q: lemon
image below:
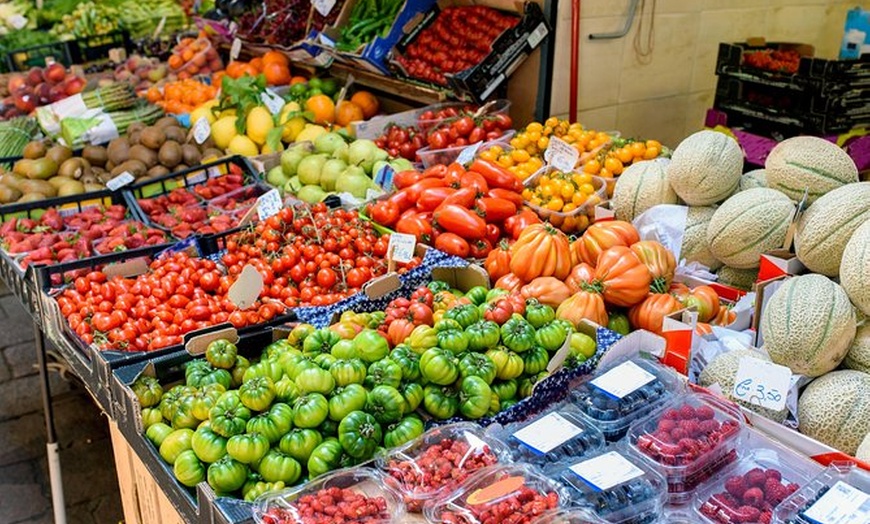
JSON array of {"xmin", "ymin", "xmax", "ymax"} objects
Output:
[
  {"xmin": 190, "ymin": 100, "xmax": 218, "ymax": 124},
  {"xmin": 218, "ymin": 108, "xmax": 237, "ymax": 119},
  {"xmin": 279, "ymin": 101, "xmax": 302, "ymax": 122},
  {"xmin": 281, "ymin": 116, "xmax": 306, "ymax": 143},
  {"xmin": 228, "ymin": 135, "xmax": 259, "ymax": 157},
  {"xmin": 245, "ymin": 106, "xmax": 274, "ymax": 146},
  {"xmin": 296, "ymin": 124, "xmax": 327, "ymax": 144},
  {"xmin": 260, "ymin": 140, "xmax": 284, "ymax": 154},
  {"xmin": 211, "ymin": 116, "xmax": 238, "ymax": 150}
]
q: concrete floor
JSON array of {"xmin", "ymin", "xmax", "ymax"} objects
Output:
[{"xmin": 0, "ymin": 287, "xmax": 123, "ymax": 524}]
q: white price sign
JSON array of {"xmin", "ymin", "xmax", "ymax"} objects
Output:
[
  {"xmin": 512, "ymin": 413, "xmax": 583, "ymax": 455},
  {"xmin": 570, "ymin": 451, "xmax": 645, "ymax": 491},
  {"xmin": 193, "ymin": 117, "xmax": 210, "ymax": 145},
  {"xmin": 544, "ymin": 136, "xmax": 579, "ymax": 172},
  {"xmin": 456, "ymin": 142, "xmax": 482, "ymax": 166},
  {"xmin": 732, "ymin": 356, "xmax": 791, "ymax": 412},
  {"xmin": 311, "ymin": 0, "xmax": 337, "ymax": 16},
  {"xmin": 804, "ymin": 481, "xmax": 870, "ymax": 524},
  {"xmin": 261, "ymin": 89, "xmax": 285, "ymax": 116},
  {"xmin": 230, "ymin": 38, "xmax": 242, "ymax": 61},
  {"xmin": 590, "ymin": 360, "xmax": 656, "ymax": 400},
  {"xmin": 256, "ymin": 189, "xmax": 283, "ymax": 221},
  {"xmin": 106, "ymin": 171, "xmax": 135, "ymax": 191},
  {"xmin": 387, "ymin": 233, "xmax": 416, "ymax": 263}
]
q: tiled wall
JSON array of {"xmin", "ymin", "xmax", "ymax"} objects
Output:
[{"xmin": 549, "ymin": 0, "xmax": 862, "ymax": 147}]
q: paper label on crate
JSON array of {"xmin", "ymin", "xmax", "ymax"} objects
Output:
[
  {"xmin": 106, "ymin": 171, "xmax": 135, "ymax": 191},
  {"xmin": 732, "ymin": 357, "xmax": 791, "ymax": 412},
  {"xmin": 527, "ymin": 22, "xmax": 548, "ymax": 48},
  {"xmin": 311, "ymin": 0, "xmax": 337, "ymax": 17},
  {"xmin": 51, "ymin": 93, "xmax": 88, "ymax": 119},
  {"xmin": 261, "ymin": 89, "xmax": 285, "ymax": 116},
  {"xmin": 387, "ymin": 233, "xmax": 415, "ymax": 263},
  {"xmin": 512, "ymin": 413, "xmax": 583, "ymax": 455},
  {"xmin": 228, "ymin": 264, "xmax": 264, "ymax": 310},
  {"xmin": 9, "ymin": 15, "xmax": 28, "ymax": 30},
  {"xmin": 803, "ymin": 480, "xmax": 870, "ymax": 524},
  {"xmin": 590, "ymin": 360, "xmax": 655, "ymax": 399},
  {"xmin": 256, "ymin": 189, "xmax": 283, "ymax": 221},
  {"xmin": 230, "ymin": 38, "xmax": 242, "ymax": 61},
  {"xmin": 570, "ymin": 451, "xmax": 645, "ymax": 492},
  {"xmin": 544, "ymin": 136, "xmax": 579, "ymax": 173},
  {"xmin": 456, "ymin": 142, "xmax": 482, "ymax": 166},
  {"xmin": 193, "ymin": 117, "xmax": 210, "ymax": 144}
]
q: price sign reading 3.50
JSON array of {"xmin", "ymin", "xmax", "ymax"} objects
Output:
[{"xmin": 731, "ymin": 357, "xmax": 791, "ymax": 412}]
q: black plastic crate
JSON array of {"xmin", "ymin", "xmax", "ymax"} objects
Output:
[
  {"xmin": 715, "ymin": 76, "xmax": 870, "ymax": 117},
  {"xmin": 5, "ymin": 40, "xmax": 75, "ymax": 71},
  {"xmin": 70, "ymin": 31, "xmax": 132, "ymax": 64}
]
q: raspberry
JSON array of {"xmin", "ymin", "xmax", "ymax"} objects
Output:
[
  {"xmin": 764, "ymin": 481, "xmax": 789, "ymax": 506},
  {"xmin": 663, "ymin": 408, "xmax": 681, "ymax": 420},
  {"xmin": 678, "ymin": 438, "xmax": 699, "ymax": 455},
  {"xmin": 652, "ymin": 430, "xmax": 673, "ymax": 443},
  {"xmin": 657, "ymin": 419, "xmax": 676, "ymax": 433},
  {"xmin": 678, "ymin": 419, "xmax": 701, "ymax": 436},
  {"xmin": 786, "ymin": 483, "xmax": 800, "ymax": 494},
  {"xmin": 765, "ymin": 469, "xmax": 782, "ymax": 482},
  {"xmin": 696, "ymin": 405, "xmax": 715, "ymax": 420},
  {"xmin": 698, "ymin": 419, "xmax": 721, "ymax": 434},
  {"xmin": 743, "ymin": 487, "xmax": 764, "ymax": 508},
  {"xmin": 760, "ymin": 510, "xmax": 772, "ymax": 524},
  {"xmin": 725, "ymin": 475, "xmax": 747, "ymax": 498},
  {"xmin": 738, "ymin": 505, "xmax": 762, "ymax": 522},
  {"xmin": 670, "ymin": 428, "xmax": 688, "ymax": 441},
  {"xmin": 744, "ymin": 468, "xmax": 767, "ymax": 487},
  {"xmin": 679, "ymin": 405, "xmax": 696, "ymax": 420}
]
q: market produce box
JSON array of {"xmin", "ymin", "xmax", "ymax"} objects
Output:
[
  {"xmin": 715, "ymin": 76, "xmax": 870, "ymax": 119},
  {"xmin": 5, "ymin": 40, "xmax": 76, "ymax": 71}
]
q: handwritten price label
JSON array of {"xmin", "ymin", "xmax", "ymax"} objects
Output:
[
  {"xmin": 732, "ymin": 356, "xmax": 791, "ymax": 411},
  {"xmin": 256, "ymin": 189, "xmax": 283, "ymax": 221},
  {"xmin": 261, "ymin": 89, "xmax": 285, "ymax": 116},
  {"xmin": 544, "ymin": 136, "xmax": 579, "ymax": 173},
  {"xmin": 193, "ymin": 117, "xmax": 210, "ymax": 144},
  {"xmin": 387, "ymin": 233, "xmax": 416, "ymax": 263}
]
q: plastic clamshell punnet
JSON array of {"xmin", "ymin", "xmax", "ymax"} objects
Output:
[
  {"xmin": 531, "ymin": 507, "xmax": 610, "ymax": 524},
  {"xmin": 568, "ymin": 356, "xmax": 684, "ymax": 442},
  {"xmin": 252, "ymin": 468, "xmax": 404, "ymax": 524},
  {"xmin": 772, "ymin": 461, "xmax": 870, "ymax": 524}
]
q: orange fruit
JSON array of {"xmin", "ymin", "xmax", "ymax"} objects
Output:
[
  {"xmin": 289, "ymin": 76, "xmax": 307, "ymax": 85},
  {"xmin": 335, "ymin": 101, "xmax": 364, "ymax": 126},
  {"xmin": 249, "ymin": 57, "xmax": 263, "ymax": 72},
  {"xmin": 168, "ymin": 55, "xmax": 183, "ymax": 69},
  {"xmin": 305, "ymin": 94, "xmax": 336, "ymax": 124},
  {"xmin": 225, "ymin": 61, "xmax": 243, "ymax": 79},
  {"xmin": 262, "ymin": 51, "xmax": 289, "ymax": 68},
  {"xmin": 182, "ymin": 49, "xmax": 195, "ymax": 62},
  {"xmin": 350, "ymin": 91, "xmax": 379, "ymax": 118},
  {"xmin": 240, "ymin": 64, "xmax": 259, "ymax": 78},
  {"xmin": 145, "ymin": 87, "xmax": 162, "ymax": 103},
  {"xmin": 263, "ymin": 63, "xmax": 291, "ymax": 86}
]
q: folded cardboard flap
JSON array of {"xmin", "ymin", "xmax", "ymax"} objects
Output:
[
  {"xmin": 596, "ymin": 328, "xmax": 666, "ymax": 371},
  {"xmin": 594, "ymin": 201, "xmax": 615, "ymax": 222},
  {"xmin": 752, "ymin": 275, "xmax": 789, "ymax": 347},
  {"xmin": 103, "ymin": 257, "xmax": 150, "ymax": 279},
  {"xmin": 661, "ymin": 309, "xmax": 697, "ymax": 375},
  {"xmin": 185, "ymin": 324, "xmax": 240, "ymax": 356},
  {"xmin": 758, "ymin": 250, "xmax": 806, "ymax": 282}
]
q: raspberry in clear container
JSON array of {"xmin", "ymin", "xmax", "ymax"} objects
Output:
[
  {"xmin": 556, "ymin": 446, "xmax": 667, "ymax": 524},
  {"xmin": 773, "ymin": 462, "xmax": 870, "ymax": 524},
  {"xmin": 627, "ymin": 391, "xmax": 745, "ymax": 504},
  {"xmin": 569, "ymin": 357, "xmax": 683, "ymax": 442}
]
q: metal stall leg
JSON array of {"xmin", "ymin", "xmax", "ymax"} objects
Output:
[{"xmin": 34, "ymin": 322, "xmax": 68, "ymax": 524}]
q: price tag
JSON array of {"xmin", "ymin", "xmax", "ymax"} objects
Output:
[
  {"xmin": 193, "ymin": 117, "xmax": 210, "ymax": 145},
  {"xmin": 387, "ymin": 233, "xmax": 416, "ymax": 263},
  {"xmin": 261, "ymin": 89, "xmax": 285, "ymax": 116},
  {"xmin": 106, "ymin": 171, "xmax": 135, "ymax": 191},
  {"xmin": 374, "ymin": 164, "xmax": 395, "ymax": 192},
  {"xmin": 512, "ymin": 413, "xmax": 583, "ymax": 455},
  {"xmin": 570, "ymin": 451, "xmax": 645, "ymax": 491},
  {"xmin": 228, "ymin": 264, "xmax": 264, "ymax": 310},
  {"xmin": 456, "ymin": 142, "xmax": 482, "ymax": 166},
  {"xmin": 256, "ymin": 189, "xmax": 283, "ymax": 221},
  {"xmin": 230, "ymin": 38, "xmax": 242, "ymax": 61},
  {"xmin": 732, "ymin": 356, "xmax": 791, "ymax": 412},
  {"xmin": 8, "ymin": 15, "xmax": 28, "ymax": 30},
  {"xmin": 803, "ymin": 481, "xmax": 870, "ymax": 524},
  {"xmin": 544, "ymin": 136, "xmax": 580, "ymax": 172},
  {"xmin": 590, "ymin": 360, "xmax": 656, "ymax": 399},
  {"xmin": 311, "ymin": 0, "xmax": 337, "ymax": 16}
]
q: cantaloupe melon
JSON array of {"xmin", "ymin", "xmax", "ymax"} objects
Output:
[
  {"xmin": 699, "ymin": 349, "xmax": 788, "ymax": 422},
  {"xmin": 795, "ymin": 182, "xmax": 870, "ymax": 277},
  {"xmin": 715, "ymin": 266, "xmax": 758, "ymax": 291},
  {"xmin": 759, "ymin": 274, "xmax": 856, "ymax": 377},
  {"xmin": 738, "ymin": 169, "xmax": 767, "ymax": 192},
  {"xmin": 666, "ymin": 130, "xmax": 742, "ymax": 206},
  {"xmin": 766, "ymin": 136, "xmax": 858, "ymax": 204},
  {"xmin": 843, "ymin": 323, "xmax": 870, "ymax": 374},
  {"xmin": 840, "ymin": 219, "xmax": 870, "ymax": 316},
  {"xmin": 798, "ymin": 369, "xmax": 870, "ymax": 455},
  {"xmin": 681, "ymin": 206, "xmax": 722, "ymax": 271},
  {"xmin": 612, "ymin": 158, "xmax": 678, "ymax": 222},
  {"xmin": 706, "ymin": 188, "xmax": 794, "ymax": 269},
  {"xmin": 857, "ymin": 432, "xmax": 870, "ymax": 462}
]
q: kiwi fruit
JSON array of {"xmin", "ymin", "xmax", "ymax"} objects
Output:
[
  {"xmin": 129, "ymin": 145, "xmax": 159, "ymax": 168},
  {"xmin": 84, "ymin": 182, "xmax": 106, "ymax": 192},
  {"xmin": 22, "ymin": 158, "xmax": 58, "ymax": 180},
  {"xmin": 22, "ymin": 141, "xmax": 47, "ymax": 160},
  {"xmin": 147, "ymin": 165, "xmax": 170, "ymax": 179},
  {"xmin": 158, "ymin": 141, "xmax": 183, "ymax": 169},
  {"xmin": 111, "ymin": 159, "xmax": 147, "ymax": 178},
  {"xmin": 201, "ymin": 137, "xmax": 217, "ymax": 150},
  {"xmin": 155, "ymin": 116, "xmax": 180, "ymax": 129},
  {"xmin": 82, "ymin": 145, "xmax": 108, "ymax": 167},
  {"xmin": 202, "ymin": 148, "xmax": 224, "ymax": 161},
  {"xmin": 96, "ymin": 171, "xmax": 115, "ymax": 184},
  {"xmin": 0, "ymin": 173, "xmax": 24, "ymax": 190},
  {"xmin": 105, "ymin": 161, "xmax": 115, "ymax": 172},
  {"xmin": 128, "ymin": 131, "xmax": 141, "ymax": 146},
  {"xmin": 107, "ymin": 137, "xmax": 131, "ymax": 166},
  {"xmin": 0, "ymin": 185, "xmax": 22, "ymax": 203},
  {"xmin": 45, "ymin": 145, "xmax": 72, "ymax": 166},
  {"xmin": 81, "ymin": 173, "xmax": 98, "ymax": 185},
  {"xmin": 58, "ymin": 158, "xmax": 91, "ymax": 179},
  {"xmin": 13, "ymin": 159, "xmax": 31, "ymax": 177},
  {"xmin": 56, "ymin": 179, "xmax": 85, "ymax": 197},
  {"xmin": 126, "ymin": 122, "xmax": 146, "ymax": 135},
  {"xmin": 139, "ymin": 127, "xmax": 166, "ymax": 150},
  {"xmin": 17, "ymin": 193, "xmax": 48, "ymax": 203},
  {"xmin": 164, "ymin": 126, "xmax": 186, "ymax": 144},
  {"xmin": 181, "ymin": 144, "xmax": 202, "ymax": 167},
  {"xmin": 175, "ymin": 164, "xmax": 189, "ymax": 172},
  {"xmin": 20, "ymin": 179, "xmax": 56, "ymax": 197}
]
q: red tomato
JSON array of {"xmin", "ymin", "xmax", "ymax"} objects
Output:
[{"xmin": 434, "ymin": 232, "xmax": 470, "ymax": 258}]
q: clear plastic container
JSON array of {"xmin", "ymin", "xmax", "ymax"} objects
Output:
[
  {"xmin": 169, "ymin": 37, "xmax": 223, "ymax": 76},
  {"xmin": 375, "ymin": 422, "xmax": 511, "ymax": 512},
  {"xmin": 626, "ymin": 391, "xmax": 745, "ymax": 504},
  {"xmin": 416, "ymin": 130, "xmax": 516, "ymax": 168},
  {"xmin": 568, "ymin": 357, "xmax": 683, "ymax": 442},
  {"xmin": 694, "ymin": 449, "xmax": 816, "ymax": 524},
  {"xmin": 252, "ymin": 469, "xmax": 404, "ymax": 524},
  {"xmin": 556, "ymin": 446, "xmax": 668, "ymax": 524},
  {"xmin": 206, "ymin": 184, "xmax": 267, "ymax": 215},
  {"xmin": 492, "ymin": 404, "xmax": 605, "ymax": 470},
  {"xmin": 532, "ymin": 508, "xmax": 609, "ymax": 524},
  {"xmin": 416, "ymin": 99, "xmax": 511, "ymax": 134},
  {"xmin": 423, "ymin": 464, "xmax": 567, "ymax": 524},
  {"xmin": 773, "ymin": 462, "xmax": 870, "ymax": 524},
  {"xmin": 523, "ymin": 166, "xmax": 608, "ymax": 234}
]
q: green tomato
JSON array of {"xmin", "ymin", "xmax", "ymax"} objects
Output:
[
  {"xmin": 408, "ymin": 325, "xmax": 437, "ymax": 354},
  {"xmin": 502, "ymin": 398, "xmax": 518, "ymax": 410},
  {"xmin": 173, "ymin": 449, "xmax": 205, "ymax": 487},
  {"xmin": 185, "ymin": 360, "xmax": 212, "ymax": 387},
  {"xmin": 329, "ymin": 358, "xmax": 367, "ymax": 386},
  {"xmin": 243, "ymin": 361, "xmax": 283, "ymax": 383},
  {"xmin": 458, "ymin": 352, "xmax": 497, "ymax": 384},
  {"xmin": 239, "ymin": 376, "xmax": 276, "ymax": 411},
  {"xmin": 353, "ymin": 329, "xmax": 390, "ymax": 363},
  {"xmin": 279, "ymin": 428, "xmax": 323, "ymax": 463},
  {"xmin": 280, "ymin": 353, "xmax": 318, "ymax": 380},
  {"xmin": 486, "ymin": 288, "xmax": 509, "ymax": 302},
  {"xmin": 436, "ymin": 320, "xmax": 469, "ymax": 354},
  {"xmin": 458, "ymin": 376, "xmax": 493, "ymax": 419},
  {"xmin": 389, "ymin": 346, "xmax": 421, "ymax": 381},
  {"xmin": 428, "ymin": 281, "xmax": 451, "ymax": 293},
  {"xmin": 608, "ymin": 313, "xmax": 630, "ymax": 336},
  {"xmin": 399, "ymin": 381, "xmax": 424, "ymax": 412},
  {"xmin": 486, "ymin": 348, "xmax": 525, "ymax": 380},
  {"xmin": 205, "ymin": 339, "xmax": 238, "ymax": 369},
  {"xmin": 207, "ymin": 455, "xmax": 248, "ymax": 493},
  {"xmin": 230, "ymin": 355, "xmax": 250, "ymax": 388},
  {"xmin": 383, "ymin": 416, "xmax": 424, "ymax": 449},
  {"xmin": 268, "ymin": 403, "xmax": 294, "ymax": 435},
  {"xmin": 364, "ymin": 359, "xmax": 403, "ymax": 389},
  {"xmin": 146, "ymin": 422, "xmax": 173, "ymax": 447},
  {"xmin": 423, "ymin": 385, "xmax": 459, "ymax": 420},
  {"xmin": 191, "ymin": 426, "xmax": 227, "ymax": 463},
  {"xmin": 318, "ymin": 418, "xmax": 339, "ymax": 438},
  {"xmin": 518, "ymin": 372, "xmax": 549, "ymax": 399},
  {"xmin": 328, "ymin": 384, "xmax": 368, "ymax": 421},
  {"xmin": 338, "ymin": 411, "xmax": 383, "ymax": 459},
  {"xmin": 160, "ymin": 385, "xmax": 196, "ymax": 420},
  {"xmin": 274, "ymin": 376, "xmax": 300, "ymax": 404},
  {"xmin": 419, "ymin": 347, "xmax": 459, "ymax": 385},
  {"xmin": 257, "ymin": 448, "xmax": 301, "ymax": 484},
  {"xmin": 466, "ymin": 320, "xmax": 501, "ymax": 352},
  {"xmin": 141, "ymin": 408, "xmax": 164, "ymax": 429},
  {"xmin": 464, "ymin": 286, "xmax": 488, "ymax": 306},
  {"xmin": 246, "ymin": 413, "xmax": 284, "ymax": 444},
  {"xmin": 535, "ymin": 321, "xmax": 569, "ymax": 352},
  {"xmin": 500, "ymin": 315, "xmax": 536, "ymax": 353},
  {"xmin": 491, "ymin": 379, "xmax": 518, "ymax": 401},
  {"xmin": 525, "ymin": 300, "xmax": 556, "ymax": 329},
  {"xmin": 171, "ymin": 397, "xmax": 201, "ymax": 429},
  {"xmin": 365, "ymin": 385, "xmax": 406, "ymax": 424},
  {"xmin": 330, "ymin": 339, "xmax": 359, "ymax": 359},
  {"xmin": 226, "ymin": 432, "xmax": 270, "ymax": 464},
  {"xmin": 295, "ymin": 367, "xmax": 336, "ymax": 395},
  {"xmin": 307, "ymin": 438, "xmax": 344, "ymax": 479},
  {"xmin": 313, "ymin": 353, "xmax": 337, "ymax": 370},
  {"xmin": 199, "ymin": 368, "xmax": 232, "ymax": 390},
  {"xmin": 487, "ymin": 392, "xmax": 501, "ymax": 416},
  {"xmin": 302, "ymin": 328, "xmax": 341, "ymax": 357},
  {"xmin": 570, "ymin": 332, "xmax": 597, "ymax": 358},
  {"xmin": 243, "ymin": 479, "xmax": 286, "ymax": 502},
  {"xmin": 444, "ymin": 304, "xmax": 481, "ymax": 328},
  {"xmin": 131, "ymin": 376, "xmax": 163, "ymax": 408},
  {"xmin": 189, "ymin": 384, "xmax": 225, "ymax": 421},
  {"xmin": 293, "ymin": 393, "xmax": 329, "ymax": 428},
  {"xmin": 159, "ymin": 428, "xmax": 194, "ymax": 464},
  {"xmin": 522, "ymin": 346, "xmax": 550, "ymax": 376},
  {"xmin": 208, "ymin": 391, "xmax": 252, "ymax": 438},
  {"xmin": 262, "ymin": 339, "xmax": 295, "ymax": 360},
  {"xmin": 287, "ymin": 324, "xmax": 315, "ymax": 346}
]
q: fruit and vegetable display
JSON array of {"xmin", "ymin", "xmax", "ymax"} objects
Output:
[{"xmin": 1, "ymin": 64, "xmax": 86, "ymax": 119}]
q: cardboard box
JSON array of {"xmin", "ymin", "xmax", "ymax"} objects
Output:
[
  {"xmin": 752, "ymin": 275, "xmax": 789, "ymax": 348},
  {"xmin": 757, "ymin": 249, "xmax": 806, "ymax": 282}
]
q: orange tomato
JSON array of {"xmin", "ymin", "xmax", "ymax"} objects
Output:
[
  {"xmin": 225, "ymin": 61, "xmax": 244, "ymax": 79},
  {"xmin": 350, "ymin": 91, "xmax": 379, "ymax": 118},
  {"xmin": 262, "ymin": 51, "xmax": 289, "ymax": 68},
  {"xmin": 182, "ymin": 49, "xmax": 195, "ymax": 62},
  {"xmin": 145, "ymin": 87, "xmax": 162, "ymax": 103},
  {"xmin": 335, "ymin": 101, "xmax": 364, "ymax": 126},
  {"xmin": 249, "ymin": 57, "xmax": 263, "ymax": 72},
  {"xmin": 289, "ymin": 76, "xmax": 307, "ymax": 85},
  {"xmin": 305, "ymin": 94, "xmax": 336, "ymax": 124},
  {"xmin": 629, "ymin": 141, "xmax": 646, "ymax": 158},
  {"xmin": 240, "ymin": 64, "xmax": 259, "ymax": 78},
  {"xmin": 263, "ymin": 63, "xmax": 291, "ymax": 85}
]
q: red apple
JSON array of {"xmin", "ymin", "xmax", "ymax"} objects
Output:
[
  {"xmin": 13, "ymin": 91, "xmax": 35, "ymax": 112},
  {"xmin": 63, "ymin": 76, "xmax": 85, "ymax": 96},
  {"xmin": 35, "ymin": 83, "xmax": 51, "ymax": 105},
  {"xmin": 7, "ymin": 74, "xmax": 25, "ymax": 94},
  {"xmin": 26, "ymin": 67, "xmax": 43, "ymax": 87},
  {"xmin": 49, "ymin": 84, "xmax": 67, "ymax": 103},
  {"xmin": 44, "ymin": 63, "xmax": 66, "ymax": 84}
]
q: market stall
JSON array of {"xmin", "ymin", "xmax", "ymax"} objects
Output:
[{"xmin": 1, "ymin": 2, "xmax": 870, "ymax": 524}]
